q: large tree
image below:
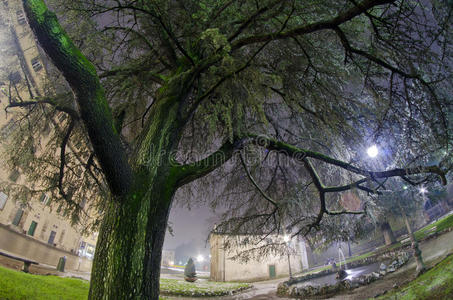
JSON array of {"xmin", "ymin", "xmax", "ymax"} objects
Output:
[{"xmin": 6, "ymin": 0, "xmax": 452, "ymax": 298}]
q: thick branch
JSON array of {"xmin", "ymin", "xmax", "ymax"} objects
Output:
[
  {"xmin": 23, "ymin": 0, "xmax": 133, "ymax": 196},
  {"xmin": 231, "ymin": 0, "xmax": 394, "ymax": 50},
  {"xmin": 58, "ymin": 118, "xmax": 75, "ymax": 200},
  {"xmin": 228, "ymin": 0, "xmax": 283, "ymax": 42},
  {"xmin": 6, "ymin": 96, "xmax": 79, "ymax": 119},
  {"xmin": 248, "ymin": 134, "xmax": 447, "ymax": 185},
  {"xmin": 174, "ymin": 140, "xmax": 239, "ymax": 187},
  {"xmin": 99, "ymin": 66, "xmax": 165, "ymax": 85}
]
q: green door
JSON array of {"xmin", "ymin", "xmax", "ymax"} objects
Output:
[
  {"xmin": 269, "ymin": 265, "xmax": 276, "ymax": 278},
  {"xmin": 27, "ymin": 221, "xmax": 37, "ymax": 236}
]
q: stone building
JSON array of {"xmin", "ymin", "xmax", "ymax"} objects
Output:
[
  {"xmin": 210, "ymin": 233, "xmax": 309, "ymax": 282},
  {"xmin": 161, "ymin": 249, "xmax": 175, "ymax": 267},
  {"xmin": 0, "ymin": 0, "xmax": 96, "ymax": 271}
]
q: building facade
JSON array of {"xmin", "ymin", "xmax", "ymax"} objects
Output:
[
  {"xmin": 0, "ymin": 0, "xmax": 96, "ymax": 271},
  {"xmin": 210, "ymin": 233, "xmax": 308, "ymax": 282}
]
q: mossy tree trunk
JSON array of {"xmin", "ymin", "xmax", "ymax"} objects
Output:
[
  {"xmin": 88, "ymin": 90, "xmax": 184, "ymax": 298},
  {"xmin": 23, "ymin": 2, "xmax": 205, "ymax": 298},
  {"xmin": 89, "ymin": 171, "xmax": 176, "ymax": 299}
]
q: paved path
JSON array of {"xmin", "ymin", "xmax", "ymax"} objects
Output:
[
  {"xmin": 166, "ymin": 228, "xmax": 453, "ymax": 300},
  {"xmin": 326, "ymin": 228, "xmax": 453, "ymax": 300},
  {"xmin": 165, "ymin": 277, "xmax": 290, "ymax": 300}
]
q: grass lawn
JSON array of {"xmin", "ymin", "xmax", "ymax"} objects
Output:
[
  {"xmin": 0, "ymin": 266, "xmax": 89, "ymax": 300},
  {"xmin": 0, "ymin": 266, "xmax": 249, "ymax": 299},
  {"xmin": 297, "ymin": 214, "xmax": 453, "ymax": 279},
  {"xmin": 160, "ymin": 278, "xmax": 251, "ymax": 297},
  {"xmin": 378, "ymin": 253, "xmax": 453, "ymax": 300},
  {"xmin": 414, "ymin": 213, "xmax": 453, "ymax": 241},
  {"xmin": 297, "ymin": 250, "xmax": 378, "ymax": 277}
]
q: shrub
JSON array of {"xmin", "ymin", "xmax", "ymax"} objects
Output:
[{"xmin": 184, "ymin": 258, "xmax": 196, "ymax": 279}]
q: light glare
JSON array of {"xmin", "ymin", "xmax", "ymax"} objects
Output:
[{"xmin": 367, "ymin": 145, "xmax": 378, "ymax": 158}]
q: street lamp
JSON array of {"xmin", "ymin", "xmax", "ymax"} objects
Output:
[
  {"xmin": 283, "ymin": 235, "xmax": 290, "ymax": 243},
  {"xmin": 367, "ymin": 145, "xmax": 379, "ymax": 158},
  {"xmin": 196, "ymin": 255, "xmax": 204, "ymax": 263},
  {"xmin": 283, "ymin": 235, "xmax": 293, "ymax": 279},
  {"xmin": 419, "ymin": 187, "xmax": 427, "ymax": 194}
]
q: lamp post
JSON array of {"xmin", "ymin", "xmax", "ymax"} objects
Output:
[
  {"xmin": 284, "ymin": 235, "xmax": 293, "ymax": 279},
  {"xmin": 401, "ymin": 186, "xmax": 426, "ymax": 275}
]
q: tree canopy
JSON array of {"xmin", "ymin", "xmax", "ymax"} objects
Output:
[{"xmin": 2, "ymin": 0, "xmax": 452, "ymax": 298}]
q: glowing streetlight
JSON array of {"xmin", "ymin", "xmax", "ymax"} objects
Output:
[
  {"xmin": 419, "ymin": 187, "xmax": 427, "ymax": 194},
  {"xmin": 367, "ymin": 145, "xmax": 379, "ymax": 158},
  {"xmin": 283, "ymin": 235, "xmax": 292, "ymax": 278},
  {"xmin": 196, "ymin": 255, "xmax": 204, "ymax": 263}
]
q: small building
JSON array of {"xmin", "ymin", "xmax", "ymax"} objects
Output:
[
  {"xmin": 161, "ymin": 249, "xmax": 175, "ymax": 267},
  {"xmin": 210, "ymin": 233, "xmax": 308, "ymax": 282}
]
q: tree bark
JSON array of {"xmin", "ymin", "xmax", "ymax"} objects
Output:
[
  {"xmin": 380, "ymin": 221, "xmax": 396, "ymax": 245},
  {"xmin": 89, "ymin": 87, "xmax": 185, "ymax": 298},
  {"xmin": 89, "ymin": 174, "xmax": 175, "ymax": 299}
]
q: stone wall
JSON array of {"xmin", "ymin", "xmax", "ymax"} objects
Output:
[
  {"xmin": 0, "ymin": 224, "xmax": 92, "ymax": 272},
  {"xmin": 277, "ymin": 250, "xmax": 411, "ymax": 298}
]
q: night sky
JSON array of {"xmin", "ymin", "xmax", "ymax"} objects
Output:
[{"xmin": 163, "ymin": 203, "xmax": 214, "ymax": 255}]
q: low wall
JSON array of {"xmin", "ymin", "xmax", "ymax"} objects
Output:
[{"xmin": 0, "ymin": 224, "xmax": 92, "ymax": 272}]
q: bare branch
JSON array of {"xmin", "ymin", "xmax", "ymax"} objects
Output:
[{"xmin": 239, "ymin": 152, "xmax": 278, "ymax": 207}]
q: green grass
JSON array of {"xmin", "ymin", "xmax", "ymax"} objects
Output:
[
  {"xmin": 377, "ymin": 253, "xmax": 453, "ymax": 300},
  {"xmin": 0, "ymin": 266, "xmax": 247, "ymax": 299},
  {"xmin": 414, "ymin": 214, "xmax": 453, "ymax": 241},
  {"xmin": 0, "ymin": 266, "xmax": 89, "ymax": 300},
  {"xmin": 160, "ymin": 278, "xmax": 251, "ymax": 297},
  {"xmin": 345, "ymin": 251, "xmax": 376, "ymax": 264}
]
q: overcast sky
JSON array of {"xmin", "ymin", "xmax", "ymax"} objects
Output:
[{"xmin": 163, "ymin": 203, "xmax": 215, "ymax": 252}]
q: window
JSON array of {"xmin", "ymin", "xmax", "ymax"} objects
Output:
[
  {"xmin": 27, "ymin": 221, "xmax": 37, "ymax": 236},
  {"xmin": 57, "ymin": 229, "xmax": 65, "ymax": 244},
  {"xmin": 1, "ymin": 119, "xmax": 18, "ymax": 139},
  {"xmin": 30, "ymin": 57, "xmax": 42, "ymax": 72},
  {"xmin": 12, "ymin": 209, "xmax": 23, "ymax": 226},
  {"xmin": 8, "ymin": 71, "xmax": 21, "ymax": 84},
  {"xmin": 16, "ymin": 10, "xmax": 26, "ymax": 25},
  {"xmin": 8, "ymin": 170, "xmax": 20, "ymax": 182},
  {"xmin": 86, "ymin": 244, "xmax": 95, "ymax": 258},
  {"xmin": 48, "ymin": 230, "xmax": 56, "ymax": 245},
  {"xmin": 58, "ymin": 112, "xmax": 66, "ymax": 122},
  {"xmin": 42, "ymin": 123, "xmax": 51, "ymax": 137},
  {"xmin": 80, "ymin": 198, "xmax": 87, "ymax": 209},
  {"xmin": 0, "ymin": 192, "xmax": 7, "ymax": 210},
  {"xmin": 39, "ymin": 193, "xmax": 50, "ymax": 205}
]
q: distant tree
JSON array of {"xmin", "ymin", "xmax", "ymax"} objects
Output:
[
  {"xmin": 376, "ymin": 185, "xmax": 427, "ymax": 274},
  {"xmin": 3, "ymin": 0, "xmax": 451, "ymax": 298},
  {"xmin": 184, "ymin": 258, "xmax": 197, "ymax": 281},
  {"xmin": 380, "ymin": 219, "xmax": 397, "ymax": 246}
]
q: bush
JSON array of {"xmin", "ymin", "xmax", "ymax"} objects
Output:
[{"xmin": 184, "ymin": 258, "xmax": 196, "ymax": 279}]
